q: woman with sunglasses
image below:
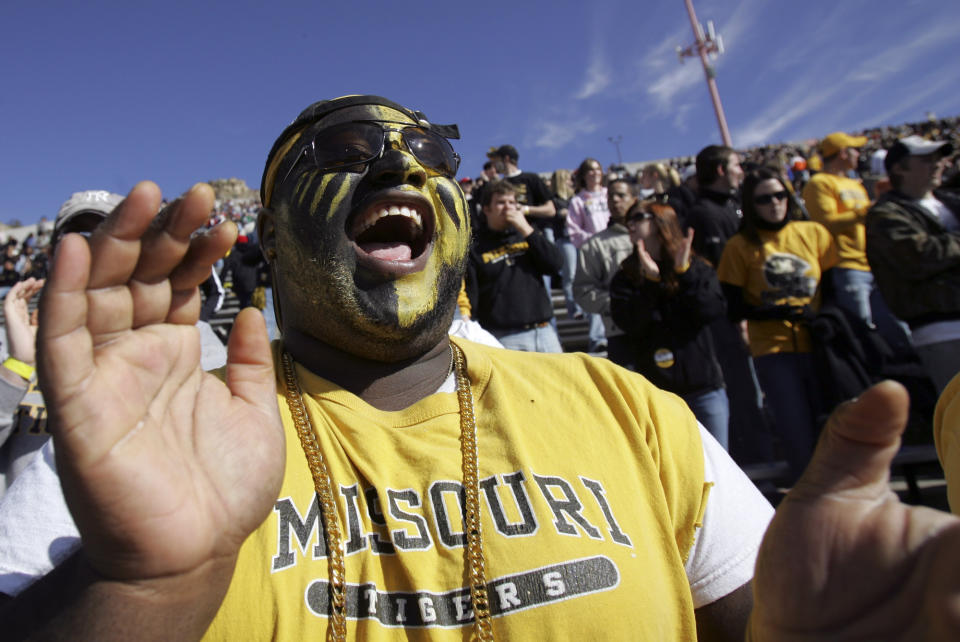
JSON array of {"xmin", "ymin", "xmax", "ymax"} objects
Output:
[
  {"xmin": 717, "ymin": 167, "xmax": 838, "ymax": 480},
  {"xmin": 609, "ymin": 201, "xmax": 730, "ymax": 449}
]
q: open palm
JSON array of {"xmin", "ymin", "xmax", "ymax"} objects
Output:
[
  {"xmin": 751, "ymin": 381, "xmax": 960, "ymax": 640},
  {"xmin": 37, "ymin": 182, "xmax": 285, "ymax": 582}
]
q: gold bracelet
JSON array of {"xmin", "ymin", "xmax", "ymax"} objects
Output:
[{"xmin": 3, "ymin": 357, "xmax": 35, "ymax": 381}]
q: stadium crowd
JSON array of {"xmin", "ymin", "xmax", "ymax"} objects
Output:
[
  {"xmin": 0, "ymin": 97, "xmax": 959, "ymax": 639},
  {"xmin": 1, "ymin": 113, "xmax": 958, "ymax": 470}
]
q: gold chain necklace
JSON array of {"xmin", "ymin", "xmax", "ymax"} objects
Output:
[{"xmin": 280, "ymin": 343, "xmax": 493, "ymax": 641}]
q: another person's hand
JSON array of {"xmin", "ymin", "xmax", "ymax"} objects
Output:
[
  {"xmin": 634, "ymin": 240, "xmax": 660, "ymax": 278},
  {"xmin": 673, "ymin": 227, "xmax": 694, "ymax": 271},
  {"xmin": 751, "ymin": 381, "xmax": 960, "ymax": 640},
  {"xmin": 4, "ymin": 277, "xmax": 44, "ymax": 365},
  {"xmin": 37, "ymin": 182, "xmax": 285, "ymax": 595}
]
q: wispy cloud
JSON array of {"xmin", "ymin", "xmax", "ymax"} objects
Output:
[
  {"xmin": 851, "ymin": 68, "xmax": 960, "ymax": 130},
  {"xmin": 630, "ymin": 24, "xmax": 699, "ymax": 116},
  {"xmin": 646, "ymin": 64, "xmax": 702, "ymax": 113},
  {"xmin": 527, "ymin": 116, "xmax": 599, "ymax": 150},
  {"xmin": 575, "ymin": 45, "xmax": 611, "ymax": 100},
  {"xmin": 572, "ymin": 6, "xmax": 613, "ymax": 101},
  {"xmin": 731, "ymin": 5, "xmax": 957, "ymax": 147},
  {"xmin": 846, "ymin": 20, "xmax": 956, "ymax": 83},
  {"xmin": 672, "ymin": 103, "xmax": 694, "ymax": 132},
  {"xmin": 733, "ymin": 86, "xmax": 834, "ymax": 147},
  {"xmin": 635, "ymin": 0, "xmax": 764, "ymax": 114}
]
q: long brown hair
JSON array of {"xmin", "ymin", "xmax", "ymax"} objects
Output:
[
  {"xmin": 574, "ymin": 157, "xmax": 603, "ymax": 192},
  {"xmin": 628, "ymin": 199, "xmax": 688, "ymax": 293},
  {"xmin": 740, "ymin": 166, "xmax": 802, "ymax": 246}
]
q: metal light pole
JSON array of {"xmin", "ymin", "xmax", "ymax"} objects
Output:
[
  {"xmin": 676, "ymin": 0, "xmax": 733, "ymax": 147},
  {"xmin": 608, "ymin": 135, "xmax": 623, "ymax": 165}
]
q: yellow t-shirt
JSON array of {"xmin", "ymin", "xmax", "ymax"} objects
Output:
[
  {"xmin": 718, "ymin": 221, "xmax": 838, "ymax": 357},
  {"xmin": 801, "ymin": 173, "xmax": 870, "ymax": 271},
  {"xmin": 204, "ymin": 339, "xmax": 707, "ymax": 640},
  {"xmin": 934, "ymin": 371, "xmax": 960, "ymax": 514}
]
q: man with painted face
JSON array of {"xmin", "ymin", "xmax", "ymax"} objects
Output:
[{"xmin": 8, "ymin": 96, "xmax": 960, "ymax": 641}]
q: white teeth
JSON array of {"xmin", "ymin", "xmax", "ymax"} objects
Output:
[{"xmin": 355, "ymin": 205, "xmax": 423, "ymax": 236}]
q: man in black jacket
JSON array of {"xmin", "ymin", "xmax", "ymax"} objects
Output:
[
  {"xmin": 686, "ymin": 146, "xmax": 768, "ymax": 461},
  {"xmin": 466, "ymin": 180, "xmax": 564, "ymax": 352},
  {"xmin": 686, "ymin": 145, "xmax": 744, "ymax": 267}
]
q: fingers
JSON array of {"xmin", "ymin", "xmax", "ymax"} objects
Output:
[
  {"xmin": 38, "ymin": 233, "xmax": 95, "ymax": 396},
  {"xmin": 168, "ymin": 221, "xmax": 237, "ymax": 293},
  {"xmin": 86, "ymin": 182, "xmax": 164, "ymax": 290},
  {"xmin": 132, "ymin": 184, "xmax": 216, "ymax": 284},
  {"xmin": 127, "ymin": 185, "xmax": 217, "ymax": 329},
  {"xmin": 223, "ymin": 308, "xmax": 277, "ymax": 413},
  {"xmin": 4, "ymin": 278, "xmax": 40, "ymax": 311},
  {"xmin": 792, "ymin": 380, "xmax": 909, "ymax": 500},
  {"xmin": 74, "ymin": 182, "xmax": 226, "ymax": 336}
]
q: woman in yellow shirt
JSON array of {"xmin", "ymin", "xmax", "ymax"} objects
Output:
[{"xmin": 717, "ymin": 167, "xmax": 838, "ymax": 481}]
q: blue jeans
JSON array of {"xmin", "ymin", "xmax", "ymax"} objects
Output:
[
  {"xmin": 755, "ymin": 352, "xmax": 823, "ymax": 482},
  {"xmin": 491, "ymin": 324, "xmax": 563, "ymax": 353},
  {"xmin": 832, "ymin": 268, "xmax": 875, "ymax": 327},
  {"xmin": 832, "ymin": 268, "xmax": 913, "ymax": 355},
  {"xmin": 682, "ymin": 388, "xmax": 730, "ymax": 451},
  {"xmin": 588, "ymin": 314, "xmax": 606, "ymax": 351},
  {"xmin": 541, "ymin": 227, "xmax": 558, "ymax": 294},
  {"xmin": 559, "ymin": 237, "xmax": 581, "ymax": 317}
]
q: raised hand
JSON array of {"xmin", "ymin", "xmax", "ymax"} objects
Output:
[
  {"xmin": 37, "ymin": 181, "xmax": 285, "ymax": 588},
  {"xmin": 751, "ymin": 381, "xmax": 960, "ymax": 640},
  {"xmin": 673, "ymin": 227, "xmax": 694, "ymax": 271},
  {"xmin": 634, "ymin": 239, "xmax": 660, "ymax": 278},
  {"xmin": 4, "ymin": 276, "xmax": 44, "ymax": 365}
]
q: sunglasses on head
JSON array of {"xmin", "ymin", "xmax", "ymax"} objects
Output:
[
  {"xmin": 280, "ymin": 120, "xmax": 460, "ymax": 187},
  {"xmin": 754, "ymin": 190, "xmax": 789, "ymax": 205}
]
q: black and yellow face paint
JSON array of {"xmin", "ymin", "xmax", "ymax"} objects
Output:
[{"xmin": 263, "ymin": 98, "xmax": 470, "ymax": 361}]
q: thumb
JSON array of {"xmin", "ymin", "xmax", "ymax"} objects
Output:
[
  {"xmin": 792, "ymin": 380, "xmax": 909, "ymax": 500},
  {"xmin": 224, "ymin": 308, "xmax": 277, "ymax": 411}
]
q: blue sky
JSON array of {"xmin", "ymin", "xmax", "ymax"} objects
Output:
[{"xmin": 3, "ymin": 0, "xmax": 958, "ymax": 225}]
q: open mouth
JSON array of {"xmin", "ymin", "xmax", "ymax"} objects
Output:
[{"xmin": 348, "ymin": 193, "xmax": 435, "ymax": 274}]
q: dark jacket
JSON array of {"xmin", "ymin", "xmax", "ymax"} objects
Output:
[
  {"xmin": 609, "ymin": 255, "xmax": 725, "ymax": 396},
  {"xmin": 666, "ymin": 184, "xmax": 697, "ymax": 229},
  {"xmin": 865, "ymin": 189, "xmax": 960, "ymax": 327},
  {"xmin": 223, "ymin": 238, "xmax": 264, "ymax": 307},
  {"xmin": 686, "ymin": 188, "xmax": 742, "ymax": 267},
  {"xmin": 466, "ymin": 226, "xmax": 564, "ymax": 330}
]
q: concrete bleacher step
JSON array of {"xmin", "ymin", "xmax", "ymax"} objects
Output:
[{"xmin": 550, "ymin": 288, "xmax": 592, "ymax": 353}]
